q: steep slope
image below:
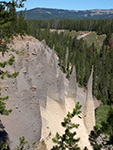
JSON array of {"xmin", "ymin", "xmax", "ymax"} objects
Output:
[
  {"xmin": 0, "ymin": 35, "xmax": 100, "ymax": 149},
  {"xmin": 41, "ymin": 78, "xmax": 92, "ymax": 149},
  {"xmin": 0, "ymin": 36, "xmax": 43, "ymax": 148},
  {"xmin": 41, "ymin": 71, "xmax": 99, "ymax": 149}
]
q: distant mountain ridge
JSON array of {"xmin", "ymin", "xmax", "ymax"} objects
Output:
[{"xmin": 18, "ymin": 7, "xmax": 113, "ymax": 20}]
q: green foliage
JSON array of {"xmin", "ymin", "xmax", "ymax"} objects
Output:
[
  {"xmin": 16, "ymin": 136, "xmax": 30, "ymax": 150},
  {"xmin": 0, "ymin": 136, "xmax": 38, "ymax": 150},
  {"xmin": 0, "ymin": 54, "xmax": 18, "ymax": 116},
  {"xmin": 89, "ymin": 126, "xmax": 102, "ymax": 150},
  {"xmin": 16, "ymin": 136, "xmax": 38, "ymax": 150},
  {"xmin": 17, "ymin": 11, "xmax": 28, "ymax": 35},
  {"xmin": 28, "ymin": 23, "xmax": 113, "ymax": 105},
  {"xmin": 89, "ymin": 108, "xmax": 113, "ymax": 150},
  {"xmin": 0, "ymin": 1, "xmax": 17, "ymax": 38},
  {"xmin": 13, "ymin": 0, "xmax": 27, "ymax": 8},
  {"xmin": 0, "ymin": 0, "xmax": 28, "ymax": 39},
  {"xmin": 0, "ymin": 88, "xmax": 12, "ymax": 115},
  {"xmin": 0, "ymin": 53, "xmax": 19, "ymax": 115},
  {"xmin": 0, "ymin": 142, "xmax": 10, "ymax": 150},
  {"xmin": 0, "ymin": 4, "xmax": 10, "ymax": 39},
  {"xmin": 0, "ymin": 55, "xmax": 15, "ymax": 68},
  {"xmin": 95, "ymin": 104, "xmax": 111, "ymax": 128},
  {"xmin": 51, "ymin": 102, "xmax": 82, "ymax": 150},
  {"xmin": 28, "ymin": 19, "xmax": 113, "ymax": 35}
]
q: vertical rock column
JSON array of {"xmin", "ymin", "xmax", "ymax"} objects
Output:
[
  {"xmin": 47, "ymin": 53, "xmax": 59, "ymax": 101},
  {"xmin": 83, "ymin": 66, "xmax": 95, "ymax": 134},
  {"xmin": 57, "ymin": 70, "xmax": 65, "ymax": 104},
  {"xmin": 68, "ymin": 66, "xmax": 77, "ymax": 100},
  {"xmin": 31, "ymin": 45, "xmax": 48, "ymax": 108},
  {"xmin": 37, "ymin": 46, "xmax": 48, "ymax": 107},
  {"xmin": 65, "ymin": 47, "xmax": 69, "ymax": 71}
]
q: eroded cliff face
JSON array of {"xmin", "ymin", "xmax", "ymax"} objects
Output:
[
  {"xmin": 68, "ymin": 66, "xmax": 77, "ymax": 100},
  {"xmin": 83, "ymin": 66, "xmax": 95, "ymax": 134},
  {"xmin": 0, "ymin": 35, "xmax": 100, "ymax": 149},
  {"xmin": 0, "ymin": 36, "xmax": 43, "ymax": 148}
]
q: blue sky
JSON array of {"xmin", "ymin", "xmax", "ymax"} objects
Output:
[{"xmin": 2, "ymin": 0, "xmax": 113, "ymax": 11}]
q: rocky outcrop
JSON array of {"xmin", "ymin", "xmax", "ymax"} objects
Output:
[
  {"xmin": 0, "ymin": 36, "xmax": 44, "ymax": 148},
  {"xmin": 65, "ymin": 47, "xmax": 69, "ymax": 71},
  {"xmin": 83, "ymin": 66, "xmax": 95, "ymax": 133},
  {"xmin": 57, "ymin": 70, "xmax": 65, "ymax": 104},
  {"xmin": 47, "ymin": 52, "xmax": 59, "ymax": 101},
  {"xmin": 0, "ymin": 36, "xmax": 67, "ymax": 148},
  {"xmin": 1, "ymin": 74, "xmax": 42, "ymax": 149},
  {"xmin": 0, "ymin": 35, "xmax": 99, "ymax": 149},
  {"xmin": 68, "ymin": 66, "xmax": 77, "ymax": 99}
]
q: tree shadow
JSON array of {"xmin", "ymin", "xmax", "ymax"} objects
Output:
[{"xmin": 0, "ymin": 121, "xmax": 10, "ymax": 148}]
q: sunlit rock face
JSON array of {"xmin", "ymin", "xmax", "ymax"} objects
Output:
[
  {"xmin": 68, "ymin": 66, "xmax": 77, "ymax": 100},
  {"xmin": 83, "ymin": 66, "xmax": 95, "ymax": 133},
  {"xmin": 65, "ymin": 47, "xmax": 69, "ymax": 71},
  {"xmin": 57, "ymin": 70, "xmax": 65, "ymax": 105},
  {"xmin": 0, "ymin": 35, "xmax": 99, "ymax": 149},
  {"xmin": 0, "ymin": 36, "xmax": 43, "ymax": 148},
  {"xmin": 47, "ymin": 52, "xmax": 59, "ymax": 102},
  {"xmin": 0, "ymin": 35, "xmax": 64, "ymax": 148}
]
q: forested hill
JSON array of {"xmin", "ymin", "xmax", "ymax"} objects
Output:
[{"xmin": 18, "ymin": 8, "xmax": 113, "ymax": 20}]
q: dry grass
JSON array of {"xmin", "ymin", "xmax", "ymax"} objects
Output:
[{"xmin": 37, "ymin": 140, "xmax": 47, "ymax": 150}]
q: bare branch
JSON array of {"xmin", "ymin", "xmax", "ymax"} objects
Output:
[
  {"xmin": 0, "ymin": 1, "xmax": 7, "ymax": 4},
  {"xmin": 0, "ymin": 1, "xmax": 11, "ymax": 6}
]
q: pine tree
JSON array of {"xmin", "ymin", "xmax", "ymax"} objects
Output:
[
  {"xmin": 0, "ymin": 4, "xmax": 10, "ymax": 39},
  {"xmin": 17, "ymin": 11, "xmax": 28, "ymax": 35},
  {"xmin": 9, "ymin": 0, "xmax": 18, "ymax": 36},
  {"xmin": 51, "ymin": 102, "xmax": 82, "ymax": 150},
  {"xmin": 89, "ymin": 108, "xmax": 113, "ymax": 150}
]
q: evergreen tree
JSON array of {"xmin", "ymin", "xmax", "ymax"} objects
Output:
[
  {"xmin": 89, "ymin": 108, "xmax": 113, "ymax": 150},
  {"xmin": 17, "ymin": 11, "xmax": 28, "ymax": 35},
  {"xmin": 0, "ymin": 4, "xmax": 10, "ymax": 38},
  {"xmin": 51, "ymin": 102, "xmax": 82, "ymax": 150},
  {"xmin": 9, "ymin": 0, "xmax": 18, "ymax": 36}
]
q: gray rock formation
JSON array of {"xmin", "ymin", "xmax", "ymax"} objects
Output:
[
  {"xmin": 57, "ymin": 70, "xmax": 65, "ymax": 104},
  {"xmin": 32, "ymin": 48, "xmax": 37, "ymax": 55},
  {"xmin": 83, "ymin": 66, "xmax": 95, "ymax": 133},
  {"xmin": 0, "ymin": 37, "xmax": 44, "ymax": 148},
  {"xmin": 16, "ymin": 69, "xmax": 29, "ymax": 92},
  {"xmin": 51, "ymin": 47, "xmax": 56, "ymax": 61},
  {"xmin": 47, "ymin": 53, "xmax": 59, "ymax": 101},
  {"xmin": 40, "ymin": 46, "xmax": 48, "ymax": 69},
  {"xmin": 0, "ymin": 36, "xmax": 98, "ymax": 149},
  {"xmin": 34, "ymin": 63, "xmax": 47, "ymax": 107},
  {"xmin": 41, "ymin": 39, "xmax": 46, "ymax": 48},
  {"xmin": 65, "ymin": 47, "xmax": 69, "ymax": 71},
  {"xmin": 68, "ymin": 66, "xmax": 77, "ymax": 99},
  {"xmin": 86, "ymin": 66, "xmax": 93, "ymax": 101},
  {"xmin": 0, "ymin": 86, "xmax": 42, "ymax": 149}
]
